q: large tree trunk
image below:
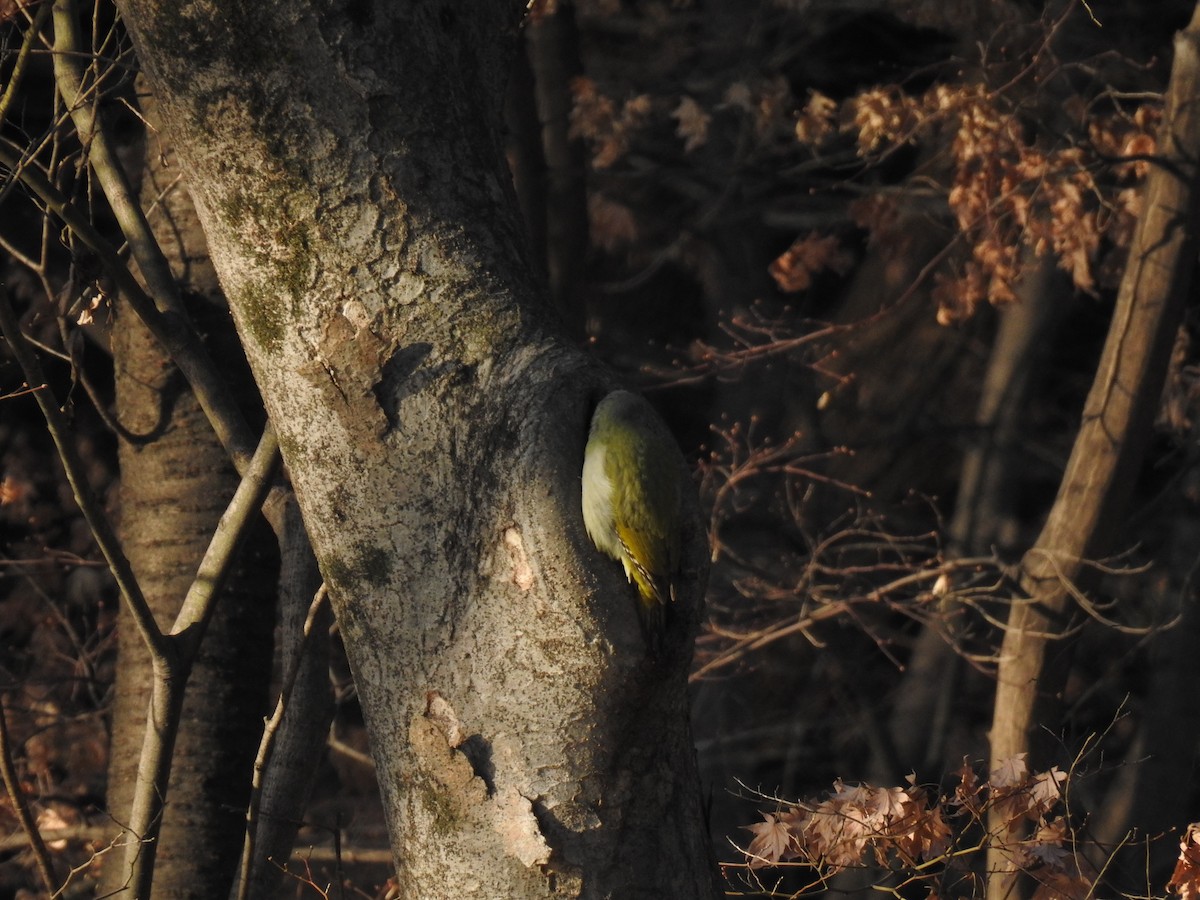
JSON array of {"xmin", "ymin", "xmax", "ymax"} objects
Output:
[{"xmin": 112, "ymin": 2, "xmax": 718, "ymax": 897}]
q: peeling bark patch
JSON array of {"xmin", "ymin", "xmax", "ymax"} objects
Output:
[
  {"xmin": 410, "ymin": 714, "xmax": 487, "ymax": 834},
  {"xmin": 410, "ymin": 697, "xmax": 488, "ymax": 818},
  {"xmin": 425, "ymin": 691, "xmax": 466, "ymax": 747},
  {"xmin": 504, "ymin": 526, "xmax": 534, "ymax": 591},
  {"xmin": 306, "ymin": 303, "xmax": 398, "ymax": 436},
  {"xmin": 413, "ymin": 697, "xmax": 552, "ymax": 870},
  {"xmin": 318, "ymin": 305, "xmax": 391, "ymax": 389},
  {"xmin": 424, "ymin": 693, "xmax": 495, "ymax": 794},
  {"xmin": 494, "ymin": 786, "xmax": 552, "ymax": 868}
]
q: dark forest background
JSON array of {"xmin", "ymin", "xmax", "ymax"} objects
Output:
[{"xmin": 4, "ymin": 0, "xmax": 1200, "ymax": 897}]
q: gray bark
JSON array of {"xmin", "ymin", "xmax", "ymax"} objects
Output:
[{"xmin": 112, "ymin": 2, "xmax": 718, "ymax": 897}]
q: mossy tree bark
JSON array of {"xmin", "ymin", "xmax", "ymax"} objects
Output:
[{"xmin": 112, "ymin": 1, "xmax": 718, "ymax": 897}]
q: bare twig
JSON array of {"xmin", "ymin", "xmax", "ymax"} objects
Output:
[
  {"xmin": 0, "ymin": 701, "xmax": 60, "ymax": 896},
  {"xmin": 0, "ymin": 138, "xmax": 260, "ymax": 476},
  {"xmin": 0, "ymin": 2, "xmax": 52, "ymax": 131},
  {"xmin": 0, "ymin": 283, "xmax": 163, "ymax": 657},
  {"xmin": 235, "ymin": 584, "xmax": 330, "ymax": 900},
  {"xmin": 0, "ymin": 823, "xmax": 110, "ymax": 854},
  {"xmin": 47, "ymin": 0, "xmax": 282, "ymax": 484}
]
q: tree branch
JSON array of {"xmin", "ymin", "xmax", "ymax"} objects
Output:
[
  {"xmin": 0, "ymin": 283, "xmax": 164, "ymax": 658},
  {"xmin": 0, "ymin": 701, "xmax": 60, "ymax": 896},
  {"xmin": 0, "ymin": 137, "xmax": 259, "ymax": 475},
  {"xmin": 234, "ymin": 583, "xmax": 330, "ymax": 900},
  {"xmin": 119, "ymin": 422, "xmax": 280, "ymax": 899},
  {"xmin": 986, "ymin": 6, "xmax": 1200, "ymax": 898},
  {"xmin": 45, "ymin": 0, "xmax": 264, "ymax": 480},
  {"xmin": 51, "ymin": 0, "xmax": 186, "ymax": 318},
  {"xmin": 0, "ymin": 2, "xmax": 52, "ymax": 132}
]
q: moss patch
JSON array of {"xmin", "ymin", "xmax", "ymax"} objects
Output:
[{"xmin": 323, "ymin": 541, "xmax": 393, "ymax": 593}]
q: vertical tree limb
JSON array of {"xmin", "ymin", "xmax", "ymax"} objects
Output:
[
  {"xmin": 233, "ymin": 583, "xmax": 330, "ymax": 900},
  {"xmin": 118, "ymin": 424, "xmax": 280, "ymax": 899},
  {"xmin": 51, "ymin": 0, "xmax": 187, "ymax": 319},
  {"xmin": 526, "ymin": 2, "xmax": 589, "ymax": 337},
  {"xmin": 987, "ymin": 6, "xmax": 1200, "ymax": 897},
  {"xmin": 890, "ymin": 254, "xmax": 1061, "ymax": 779}
]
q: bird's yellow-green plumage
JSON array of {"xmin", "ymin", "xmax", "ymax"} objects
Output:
[{"xmin": 581, "ymin": 390, "xmax": 683, "ymax": 644}]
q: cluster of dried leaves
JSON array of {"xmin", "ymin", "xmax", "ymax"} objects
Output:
[
  {"xmin": 569, "ymin": 74, "xmax": 798, "ymax": 172},
  {"xmin": 779, "ymin": 81, "xmax": 1157, "ymax": 321},
  {"xmin": 739, "ymin": 756, "xmax": 1102, "ymax": 898},
  {"xmin": 570, "ymin": 59, "xmax": 1158, "ymax": 326},
  {"xmin": 569, "ymin": 76, "xmax": 654, "ymax": 170},
  {"xmin": 767, "ymin": 233, "xmax": 854, "ymax": 295},
  {"xmin": 1170, "ymin": 824, "xmax": 1200, "ymax": 900},
  {"xmin": 743, "ymin": 776, "xmax": 952, "ymax": 873}
]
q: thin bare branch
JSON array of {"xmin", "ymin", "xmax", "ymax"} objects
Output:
[
  {"xmin": 48, "ymin": 0, "xmax": 264, "ymax": 472},
  {"xmin": 0, "ymin": 283, "xmax": 164, "ymax": 657},
  {"xmin": 119, "ymin": 423, "xmax": 280, "ymax": 899},
  {"xmin": 0, "ymin": 137, "xmax": 260, "ymax": 476},
  {"xmin": 0, "ymin": 2, "xmax": 52, "ymax": 131},
  {"xmin": 235, "ymin": 584, "xmax": 329, "ymax": 900},
  {"xmin": 0, "ymin": 701, "xmax": 60, "ymax": 896}
]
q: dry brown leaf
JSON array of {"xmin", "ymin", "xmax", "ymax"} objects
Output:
[
  {"xmin": 989, "ymin": 754, "xmax": 1030, "ymax": 790},
  {"xmin": 744, "ymin": 811, "xmax": 800, "ymax": 867},
  {"xmin": 769, "ymin": 233, "xmax": 853, "ymax": 293},
  {"xmin": 795, "ymin": 90, "xmax": 838, "ymax": 145},
  {"xmin": 673, "ymin": 96, "xmax": 711, "ymax": 152},
  {"xmin": 0, "ymin": 0, "xmax": 36, "ymax": 24},
  {"xmin": 852, "ymin": 87, "xmax": 917, "ymax": 154},
  {"xmin": 588, "ymin": 193, "xmax": 638, "ymax": 252},
  {"xmin": 569, "ymin": 78, "xmax": 650, "ymax": 169},
  {"xmin": 720, "ymin": 81, "xmax": 755, "ymax": 114},
  {"xmin": 1168, "ymin": 823, "xmax": 1200, "ymax": 899}
]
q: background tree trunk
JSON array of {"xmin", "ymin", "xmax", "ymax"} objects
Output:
[
  {"xmin": 101, "ymin": 98, "xmax": 276, "ymax": 897},
  {"xmin": 986, "ymin": 8, "xmax": 1200, "ymax": 897},
  {"xmin": 111, "ymin": 1, "xmax": 719, "ymax": 897},
  {"xmin": 526, "ymin": 2, "xmax": 589, "ymax": 338}
]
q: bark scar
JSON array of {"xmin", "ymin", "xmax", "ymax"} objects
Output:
[{"xmin": 411, "ymin": 692, "xmax": 551, "ymax": 868}]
